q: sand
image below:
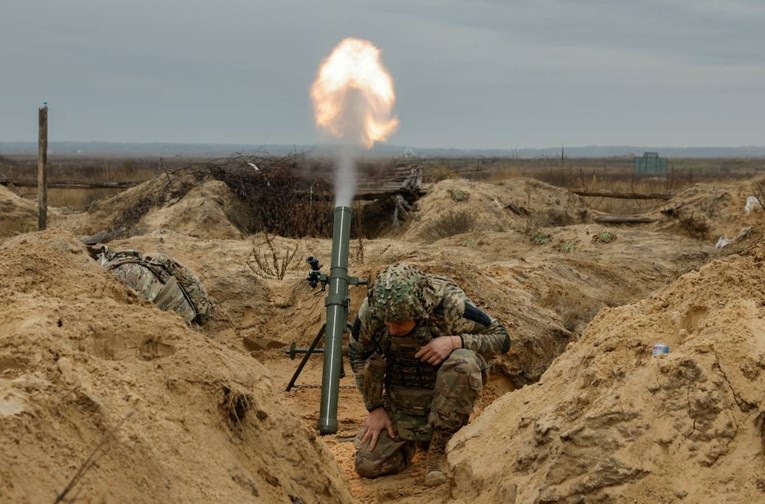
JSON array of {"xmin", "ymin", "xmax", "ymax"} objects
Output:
[
  {"xmin": 0, "ymin": 230, "xmax": 354, "ymax": 503},
  {"xmin": 2, "ymin": 173, "xmax": 765, "ymax": 503}
]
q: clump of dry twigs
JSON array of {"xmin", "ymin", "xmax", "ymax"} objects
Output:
[
  {"xmin": 215, "ymin": 156, "xmax": 335, "ymax": 237},
  {"xmin": 220, "ymin": 385, "xmax": 252, "ymax": 430},
  {"xmin": 246, "ymin": 231, "xmax": 300, "ymax": 280}
]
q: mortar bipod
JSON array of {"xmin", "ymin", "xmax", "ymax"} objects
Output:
[{"xmin": 284, "ymin": 321, "xmax": 353, "ymax": 391}]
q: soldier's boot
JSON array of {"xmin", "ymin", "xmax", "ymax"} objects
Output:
[{"xmin": 424, "ymin": 429, "xmax": 453, "ymax": 487}]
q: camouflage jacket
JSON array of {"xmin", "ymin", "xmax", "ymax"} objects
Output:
[
  {"xmin": 349, "ymin": 274, "xmax": 510, "ymax": 411},
  {"xmin": 96, "ymin": 248, "xmax": 212, "ymax": 324}
]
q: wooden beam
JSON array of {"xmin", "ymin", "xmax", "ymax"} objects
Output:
[
  {"xmin": 572, "ymin": 189, "xmax": 672, "ymax": 200},
  {"xmin": 294, "ymin": 188, "xmax": 425, "ymax": 201},
  {"xmin": 593, "ymin": 215, "xmax": 657, "ymax": 224},
  {"xmin": 1, "ymin": 179, "xmax": 140, "ymax": 189},
  {"xmin": 1, "ymin": 178, "xmax": 424, "ymax": 200}
]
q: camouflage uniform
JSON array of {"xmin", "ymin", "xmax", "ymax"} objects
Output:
[
  {"xmin": 95, "ymin": 247, "xmax": 212, "ymax": 324},
  {"xmin": 350, "ymin": 263, "xmax": 510, "ymax": 478}
]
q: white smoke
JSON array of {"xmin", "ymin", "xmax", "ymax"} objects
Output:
[
  {"xmin": 335, "ymin": 147, "xmax": 358, "ymax": 208},
  {"xmin": 331, "ymin": 89, "xmax": 366, "ymax": 206}
]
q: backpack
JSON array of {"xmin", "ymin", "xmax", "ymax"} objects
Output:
[{"xmin": 96, "ymin": 248, "xmax": 212, "ymax": 324}]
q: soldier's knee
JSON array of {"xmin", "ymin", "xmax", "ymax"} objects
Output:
[
  {"xmin": 440, "ymin": 349, "xmax": 481, "ymax": 375},
  {"xmin": 354, "ymin": 450, "xmax": 408, "ymax": 479},
  {"xmin": 354, "ymin": 455, "xmax": 385, "ymax": 478},
  {"xmin": 435, "ymin": 349, "xmax": 483, "ymax": 398}
]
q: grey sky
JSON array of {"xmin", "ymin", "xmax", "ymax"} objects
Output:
[{"xmin": 1, "ymin": 0, "xmax": 763, "ymax": 149}]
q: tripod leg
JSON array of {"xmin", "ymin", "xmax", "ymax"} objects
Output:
[{"xmin": 285, "ymin": 324, "xmax": 326, "ymax": 392}]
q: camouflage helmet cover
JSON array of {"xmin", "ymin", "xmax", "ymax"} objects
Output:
[{"xmin": 370, "ymin": 263, "xmax": 439, "ymax": 322}]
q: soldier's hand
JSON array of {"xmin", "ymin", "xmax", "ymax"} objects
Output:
[
  {"xmin": 361, "ymin": 407, "xmax": 397, "ymax": 452},
  {"xmin": 415, "ymin": 336, "xmax": 461, "ymax": 366}
]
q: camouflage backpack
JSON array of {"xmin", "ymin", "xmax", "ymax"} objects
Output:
[{"xmin": 95, "ymin": 247, "xmax": 213, "ymax": 324}]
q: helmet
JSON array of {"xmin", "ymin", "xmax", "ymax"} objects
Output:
[{"xmin": 370, "ymin": 263, "xmax": 438, "ymax": 322}]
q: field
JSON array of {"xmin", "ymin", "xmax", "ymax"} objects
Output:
[
  {"xmin": 2, "ymin": 153, "xmax": 764, "ymax": 212},
  {"xmin": 2, "ymin": 153, "xmax": 765, "ymax": 503}
]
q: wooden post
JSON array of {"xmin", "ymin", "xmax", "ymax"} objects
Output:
[
  {"xmin": 571, "ymin": 189, "xmax": 672, "ymax": 200},
  {"xmin": 37, "ymin": 104, "xmax": 48, "ymax": 230}
]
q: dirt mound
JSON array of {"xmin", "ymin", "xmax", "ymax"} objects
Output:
[
  {"xmin": 402, "ymin": 178, "xmax": 587, "ymax": 242},
  {"xmin": 139, "ymin": 181, "xmax": 247, "ymax": 239},
  {"xmin": 59, "ymin": 170, "xmax": 228, "ymax": 239},
  {"xmin": 449, "ymin": 250, "xmax": 765, "ymax": 503},
  {"xmin": 0, "ymin": 185, "xmax": 37, "ymax": 237},
  {"xmin": 0, "ymin": 230, "xmax": 353, "ymax": 503},
  {"xmin": 657, "ymin": 177, "xmax": 765, "ymax": 245},
  {"xmin": 60, "ymin": 158, "xmax": 340, "ymax": 241}
]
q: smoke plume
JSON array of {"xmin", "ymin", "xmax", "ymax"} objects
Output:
[{"xmin": 311, "ymin": 37, "xmax": 398, "ymax": 206}]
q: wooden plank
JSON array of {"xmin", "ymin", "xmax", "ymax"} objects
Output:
[
  {"xmin": 354, "ymin": 188, "xmax": 425, "ymax": 201},
  {"xmin": 300, "ymin": 188, "xmax": 425, "ymax": 201},
  {"xmin": 572, "ymin": 189, "xmax": 672, "ymax": 200},
  {"xmin": 0, "ymin": 178, "xmax": 140, "ymax": 189},
  {"xmin": 593, "ymin": 215, "xmax": 657, "ymax": 224}
]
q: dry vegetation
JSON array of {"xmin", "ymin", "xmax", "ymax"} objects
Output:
[
  {"xmin": 3, "ymin": 152, "xmax": 763, "ymax": 215},
  {"xmin": 246, "ymin": 231, "xmax": 301, "ymax": 280},
  {"xmin": 419, "ymin": 210, "xmax": 477, "ymax": 241}
]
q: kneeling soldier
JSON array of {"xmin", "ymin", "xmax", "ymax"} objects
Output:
[{"xmin": 349, "ymin": 263, "xmax": 510, "ymax": 486}]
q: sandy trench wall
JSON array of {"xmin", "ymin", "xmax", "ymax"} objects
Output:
[
  {"xmin": 449, "ymin": 251, "xmax": 765, "ymax": 504},
  {"xmin": 402, "ymin": 178, "xmax": 588, "ymax": 242},
  {"xmin": 0, "ymin": 230, "xmax": 354, "ymax": 504},
  {"xmin": 138, "ymin": 180, "xmax": 248, "ymax": 239},
  {"xmin": 58, "ymin": 174, "xmax": 716, "ymax": 391},
  {"xmin": 0, "ymin": 174, "xmax": 742, "ymax": 504},
  {"xmin": 655, "ymin": 178, "xmax": 765, "ymax": 245},
  {"xmin": 55, "ymin": 176, "xmax": 250, "ymax": 241},
  {"xmin": 0, "ymin": 185, "xmax": 38, "ymax": 237},
  {"xmin": 233, "ymin": 220, "xmax": 713, "ymax": 390},
  {"xmin": 106, "ymin": 230, "xmax": 275, "ymax": 347}
]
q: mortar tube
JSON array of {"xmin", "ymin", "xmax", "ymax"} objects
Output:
[{"xmin": 318, "ymin": 205, "xmax": 352, "ymax": 434}]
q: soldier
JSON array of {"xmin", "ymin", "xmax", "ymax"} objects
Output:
[
  {"xmin": 90, "ymin": 246, "xmax": 212, "ymax": 324},
  {"xmin": 349, "ymin": 263, "xmax": 510, "ymax": 486}
]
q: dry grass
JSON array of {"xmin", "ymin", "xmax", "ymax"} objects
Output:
[
  {"xmin": 220, "ymin": 385, "xmax": 253, "ymax": 430},
  {"xmin": 592, "ymin": 231, "xmax": 617, "ymax": 244},
  {"xmin": 542, "ymin": 288, "xmax": 603, "ymax": 335},
  {"xmin": 3, "ymin": 156, "xmax": 169, "ymax": 209},
  {"xmin": 419, "ymin": 210, "xmax": 477, "ymax": 241}
]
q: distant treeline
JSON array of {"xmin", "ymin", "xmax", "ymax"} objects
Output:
[{"xmin": 1, "ymin": 142, "xmax": 764, "ymax": 159}]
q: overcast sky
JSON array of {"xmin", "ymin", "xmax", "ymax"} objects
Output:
[{"xmin": 1, "ymin": 0, "xmax": 763, "ymax": 149}]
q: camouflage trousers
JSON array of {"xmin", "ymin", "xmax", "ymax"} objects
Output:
[{"xmin": 354, "ymin": 349, "xmax": 486, "ymax": 478}]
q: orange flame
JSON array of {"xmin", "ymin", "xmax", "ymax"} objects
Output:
[{"xmin": 311, "ymin": 38, "xmax": 398, "ymax": 148}]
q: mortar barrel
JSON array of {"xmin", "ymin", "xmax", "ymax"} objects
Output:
[{"xmin": 318, "ymin": 205, "xmax": 352, "ymax": 435}]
